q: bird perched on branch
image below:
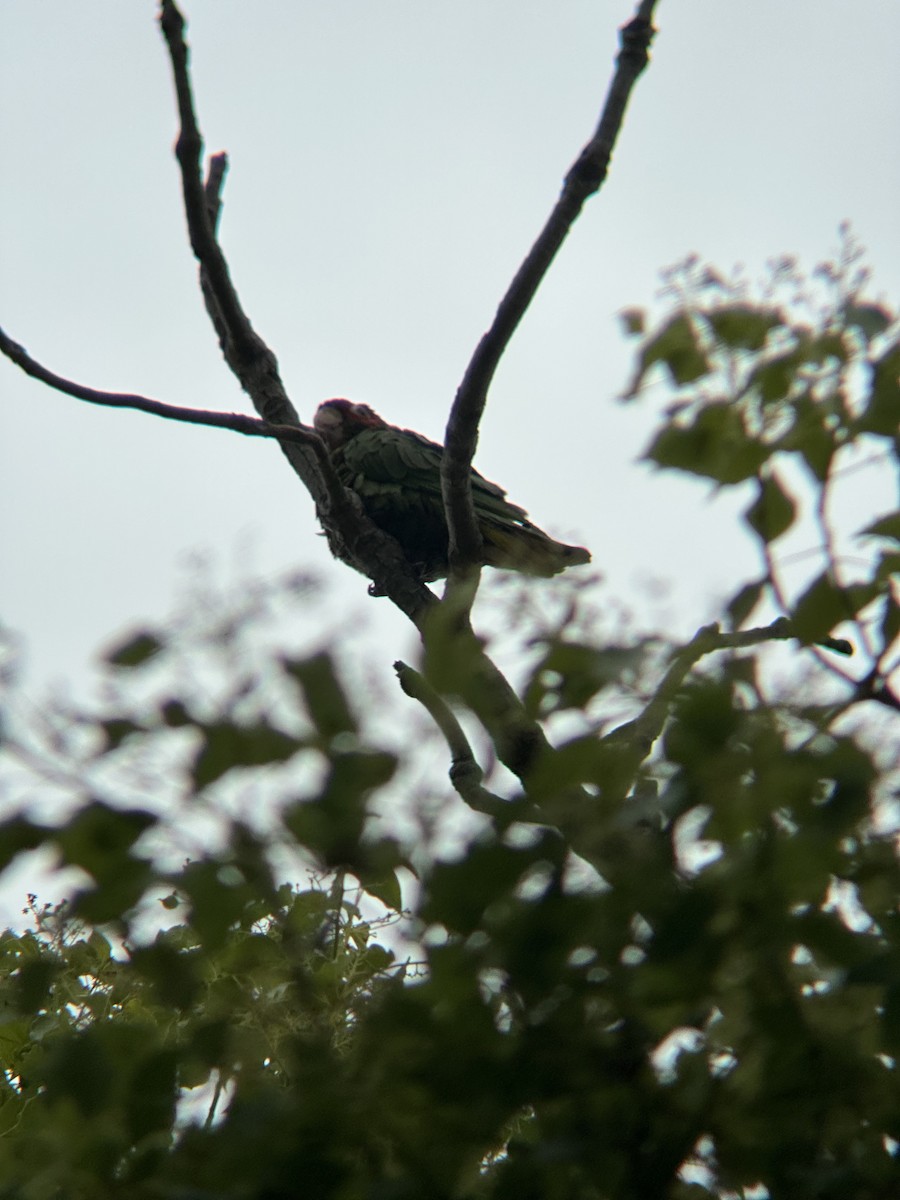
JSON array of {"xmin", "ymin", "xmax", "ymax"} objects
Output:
[{"xmin": 314, "ymin": 398, "xmax": 591, "ymax": 582}]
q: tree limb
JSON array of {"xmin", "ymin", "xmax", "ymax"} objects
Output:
[
  {"xmin": 157, "ymin": 1, "xmax": 435, "ymax": 624},
  {"xmin": 441, "ymin": 1, "xmax": 658, "ymax": 586},
  {"xmin": 394, "ymin": 660, "xmax": 513, "ymax": 818},
  {"xmin": 613, "ymin": 617, "xmax": 855, "ymax": 759},
  {"xmin": 0, "ymin": 326, "xmax": 315, "ymax": 449}
]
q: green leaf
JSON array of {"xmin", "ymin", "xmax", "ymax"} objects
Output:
[
  {"xmin": 744, "ymin": 476, "xmax": 796, "ymax": 542},
  {"xmin": 178, "ymin": 860, "xmax": 255, "ymax": 950},
  {"xmin": 858, "ymin": 342, "xmax": 900, "ymax": 435},
  {"xmin": 56, "ymin": 801, "xmax": 155, "ymax": 880},
  {"xmin": 727, "ymin": 578, "xmax": 766, "ymax": 629},
  {"xmin": 746, "ymin": 348, "xmax": 805, "ymax": 404},
  {"xmin": 638, "ymin": 312, "xmax": 710, "ymax": 388},
  {"xmin": 707, "ymin": 304, "xmax": 782, "ymax": 350},
  {"xmin": 0, "ymin": 814, "xmax": 48, "ymax": 873},
  {"xmin": 126, "ymin": 1049, "xmax": 178, "ymax": 1140},
  {"xmin": 355, "ymin": 867, "xmax": 402, "ymax": 912},
  {"xmin": 525, "ymin": 640, "xmax": 647, "ymax": 716},
  {"xmin": 283, "ymin": 651, "xmax": 358, "ymax": 739},
  {"xmin": 777, "ymin": 393, "xmax": 836, "ymax": 481},
  {"xmin": 423, "ymin": 834, "xmax": 562, "ymax": 934},
  {"xmin": 39, "ymin": 1027, "xmax": 115, "ymax": 1116},
  {"xmin": 790, "ymin": 574, "xmax": 879, "ymax": 643},
  {"xmin": 859, "ymin": 513, "xmax": 900, "ymax": 543},
  {"xmin": 99, "ymin": 717, "xmax": 145, "ymax": 751},
  {"xmin": 130, "ymin": 941, "xmax": 202, "ymax": 1009},
  {"xmin": 644, "ymin": 402, "xmax": 767, "ymax": 483},
  {"xmin": 192, "ymin": 720, "xmax": 302, "ymax": 788},
  {"xmin": 55, "ymin": 802, "xmax": 156, "ymax": 922},
  {"xmin": 623, "ymin": 310, "xmax": 712, "ymax": 399},
  {"xmin": 841, "ymin": 301, "xmax": 893, "ymax": 342},
  {"xmin": 13, "ymin": 955, "xmax": 63, "ymax": 1013},
  {"xmin": 104, "ymin": 630, "xmax": 164, "ymax": 668},
  {"xmin": 619, "ymin": 307, "xmax": 645, "ymax": 336},
  {"xmin": 876, "ymin": 594, "xmax": 900, "ymax": 659},
  {"xmin": 284, "ymin": 750, "xmax": 396, "ymax": 867}
]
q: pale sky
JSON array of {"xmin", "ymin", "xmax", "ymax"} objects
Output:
[{"xmin": 2, "ymin": 1, "xmax": 899, "ymax": 690}]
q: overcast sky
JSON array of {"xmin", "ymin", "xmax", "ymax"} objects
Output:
[{"xmin": 2, "ymin": 1, "xmax": 899, "ymax": 693}]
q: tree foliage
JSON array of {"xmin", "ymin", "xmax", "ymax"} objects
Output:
[{"xmin": 1, "ymin": 249, "xmax": 899, "ymax": 1199}]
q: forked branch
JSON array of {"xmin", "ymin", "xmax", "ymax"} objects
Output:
[{"xmin": 441, "ymin": 0, "xmax": 659, "ymax": 584}]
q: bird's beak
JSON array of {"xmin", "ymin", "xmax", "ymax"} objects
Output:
[{"xmin": 313, "ymin": 406, "xmax": 341, "ymax": 447}]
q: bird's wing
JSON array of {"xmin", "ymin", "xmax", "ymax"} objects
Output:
[{"xmin": 340, "ymin": 427, "xmax": 530, "ymax": 525}]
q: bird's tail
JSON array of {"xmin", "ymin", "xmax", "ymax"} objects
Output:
[{"xmin": 481, "ymin": 522, "xmax": 591, "ymax": 577}]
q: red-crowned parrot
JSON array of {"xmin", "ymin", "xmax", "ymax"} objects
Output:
[{"xmin": 314, "ymin": 399, "xmax": 591, "ymax": 582}]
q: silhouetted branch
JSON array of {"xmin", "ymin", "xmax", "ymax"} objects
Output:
[
  {"xmin": 394, "ymin": 660, "xmax": 508, "ymax": 817},
  {"xmin": 441, "ymin": 1, "xmax": 659, "ymax": 583},
  {"xmin": 614, "ymin": 617, "xmax": 855, "ymax": 758},
  {"xmin": 0, "ymin": 326, "xmax": 310, "ymax": 446},
  {"xmin": 159, "ymin": 2, "xmax": 257, "ymax": 364},
  {"xmin": 158, "ymin": 1, "xmax": 435, "ymax": 623}
]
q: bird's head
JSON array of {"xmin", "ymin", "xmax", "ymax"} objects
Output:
[{"xmin": 313, "ymin": 399, "xmax": 386, "ymax": 449}]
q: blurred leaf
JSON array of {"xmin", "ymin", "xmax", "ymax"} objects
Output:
[
  {"xmin": 192, "ymin": 719, "xmax": 302, "ymax": 788},
  {"xmin": 130, "ymin": 940, "xmax": 202, "ymax": 1010},
  {"xmin": 13, "ymin": 954, "xmax": 62, "ymax": 1014},
  {"xmin": 727, "ymin": 578, "xmax": 766, "ymax": 629},
  {"xmin": 624, "ymin": 312, "xmax": 710, "ymax": 398},
  {"xmin": 423, "ymin": 834, "xmax": 562, "ymax": 935},
  {"xmin": 620, "ymin": 307, "xmax": 645, "ymax": 336},
  {"xmin": 859, "ymin": 512, "xmax": 900, "ymax": 543},
  {"xmin": 356, "ymin": 869, "xmax": 402, "ymax": 912},
  {"xmin": 877, "ymin": 593, "xmax": 900, "ymax": 654},
  {"xmin": 777, "ymin": 393, "xmax": 836, "ymax": 480},
  {"xmin": 858, "ymin": 342, "xmax": 900, "ymax": 435},
  {"xmin": 161, "ymin": 699, "xmax": 192, "ymax": 727},
  {"xmin": 99, "ymin": 717, "xmax": 145, "ymax": 752},
  {"xmin": 284, "ymin": 750, "xmax": 396, "ymax": 867},
  {"xmin": 525, "ymin": 640, "xmax": 646, "ymax": 716},
  {"xmin": 283, "ymin": 651, "xmax": 358, "ymax": 739},
  {"xmin": 126, "ymin": 1048, "xmax": 178, "ymax": 1140},
  {"xmin": 744, "ymin": 476, "xmax": 796, "ymax": 542},
  {"xmin": 747, "ymin": 350, "xmax": 802, "ymax": 404},
  {"xmin": 55, "ymin": 801, "xmax": 155, "ymax": 865},
  {"xmin": 791, "ymin": 574, "xmax": 880, "ymax": 643},
  {"xmin": 0, "ymin": 814, "xmax": 48, "ymax": 873},
  {"xmin": 178, "ymin": 860, "xmax": 257, "ymax": 950},
  {"xmin": 355, "ymin": 841, "xmax": 406, "ymax": 911},
  {"xmin": 842, "ymin": 301, "xmax": 893, "ymax": 341},
  {"xmin": 39, "ymin": 1026, "xmax": 115, "ymax": 1116},
  {"xmin": 707, "ymin": 304, "xmax": 781, "ymax": 350},
  {"xmin": 104, "ymin": 630, "xmax": 164, "ymax": 668},
  {"xmin": 645, "ymin": 403, "xmax": 767, "ymax": 483}
]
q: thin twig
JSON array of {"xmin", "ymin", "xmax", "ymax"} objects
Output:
[
  {"xmin": 614, "ymin": 617, "xmax": 855, "ymax": 758},
  {"xmin": 0, "ymin": 324, "xmax": 354, "ymax": 513},
  {"xmin": 204, "ymin": 1073, "xmax": 224, "ymax": 1131},
  {"xmin": 441, "ymin": 1, "xmax": 659, "ymax": 587},
  {"xmin": 0, "ymin": 326, "xmax": 304, "ymax": 444},
  {"xmin": 159, "ymin": 2, "xmax": 257, "ymax": 362}
]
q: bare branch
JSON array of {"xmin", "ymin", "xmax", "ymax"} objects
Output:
[
  {"xmin": 156, "ymin": 2, "xmax": 436, "ymax": 623},
  {"xmin": 614, "ymin": 617, "xmax": 855, "ymax": 759},
  {"xmin": 441, "ymin": 1, "xmax": 659, "ymax": 582},
  {"xmin": 0, "ymin": 316, "xmax": 432, "ymax": 621},
  {"xmin": 394, "ymin": 660, "xmax": 510, "ymax": 818},
  {"xmin": 0, "ymin": 325, "xmax": 311, "ymax": 447},
  {"xmin": 159, "ymin": 2, "xmax": 258, "ymax": 366}
]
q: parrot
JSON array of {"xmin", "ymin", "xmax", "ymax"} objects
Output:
[{"xmin": 313, "ymin": 398, "xmax": 591, "ymax": 582}]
